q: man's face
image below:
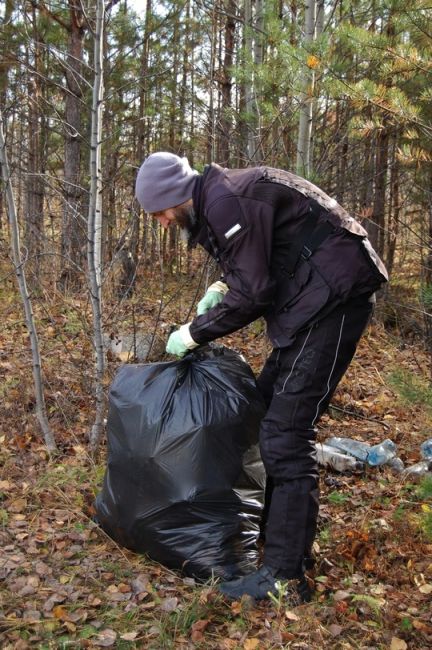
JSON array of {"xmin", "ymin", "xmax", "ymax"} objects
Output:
[
  {"xmin": 152, "ymin": 208, "xmax": 176, "ymax": 229},
  {"xmin": 152, "ymin": 200, "xmax": 196, "ymax": 241}
]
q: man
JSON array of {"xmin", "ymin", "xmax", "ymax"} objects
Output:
[{"xmin": 135, "ymin": 152, "xmax": 388, "ymax": 603}]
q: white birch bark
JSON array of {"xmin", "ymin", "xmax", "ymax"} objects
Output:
[
  {"xmin": 296, "ymin": 0, "xmax": 317, "ymax": 177},
  {"xmin": 0, "ymin": 111, "xmax": 57, "ymax": 453},
  {"xmin": 87, "ymin": 0, "xmax": 105, "ymax": 451},
  {"xmin": 316, "ymin": 0, "xmax": 324, "ymax": 35}
]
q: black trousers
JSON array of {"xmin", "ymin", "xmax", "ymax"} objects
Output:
[{"xmin": 256, "ymin": 295, "xmax": 373, "ymax": 578}]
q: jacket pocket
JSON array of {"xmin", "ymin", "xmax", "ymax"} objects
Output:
[
  {"xmin": 274, "ymin": 260, "xmax": 311, "ymax": 313},
  {"xmin": 275, "ymin": 262, "xmax": 332, "ymax": 327}
]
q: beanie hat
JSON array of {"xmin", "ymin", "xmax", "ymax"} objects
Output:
[{"xmin": 135, "ymin": 152, "xmax": 198, "ymax": 213}]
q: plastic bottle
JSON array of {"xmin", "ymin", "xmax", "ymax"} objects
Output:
[
  {"xmin": 387, "ymin": 457, "xmax": 405, "ymax": 473},
  {"xmin": 420, "ymin": 439, "xmax": 432, "ymax": 460},
  {"xmin": 326, "ymin": 436, "xmax": 398, "ymax": 467},
  {"xmin": 403, "ymin": 460, "xmax": 432, "ymax": 479},
  {"xmin": 316, "ymin": 443, "xmax": 365, "ymax": 473},
  {"xmin": 367, "ymin": 439, "xmax": 397, "ymax": 466},
  {"xmin": 325, "ymin": 437, "xmax": 370, "ymax": 462}
]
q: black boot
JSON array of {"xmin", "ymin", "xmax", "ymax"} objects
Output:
[{"xmin": 218, "ymin": 565, "xmax": 313, "ymax": 603}]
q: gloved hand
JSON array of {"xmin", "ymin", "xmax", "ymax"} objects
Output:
[
  {"xmin": 197, "ymin": 281, "xmax": 229, "ymax": 315},
  {"xmin": 166, "ymin": 323, "xmax": 199, "ymax": 358}
]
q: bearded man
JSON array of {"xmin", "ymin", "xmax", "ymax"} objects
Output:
[{"xmin": 135, "ymin": 151, "xmax": 388, "ymax": 603}]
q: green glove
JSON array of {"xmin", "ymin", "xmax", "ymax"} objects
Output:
[
  {"xmin": 166, "ymin": 331, "xmax": 188, "ymax": 357},
  {"xmin": 166, "ymin": 324, "xmax": 199, "ymax": 358},
  {"xmin": 197, "ymin": 281, "xmax": 228, "ymax": 316}
]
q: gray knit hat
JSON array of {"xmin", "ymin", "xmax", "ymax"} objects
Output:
[{"xmin": 135, "ymin": 152, "xmax": 198, "ymax": 213}]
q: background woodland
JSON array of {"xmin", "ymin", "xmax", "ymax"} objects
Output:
[
  {"xmin": 1, "ymin": 2, "xmax": 432, "ymax": 648},
  {"xmin": 1, "ymin": 0, "xmax": 432, "ymax": 447}
]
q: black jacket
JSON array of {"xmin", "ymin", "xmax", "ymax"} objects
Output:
[{"xmin": 189, "ymin": 164, "xmax": 388, "ymax": 348}]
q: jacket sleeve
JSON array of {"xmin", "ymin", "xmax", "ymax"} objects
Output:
[{"xmin": 189, "ymin": 194, "xmax": 276, "ymax": 345}]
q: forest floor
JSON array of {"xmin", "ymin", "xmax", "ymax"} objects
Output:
[{"xmin": 1, "ymin": 274, "xmax": 432, "ymax": 650}]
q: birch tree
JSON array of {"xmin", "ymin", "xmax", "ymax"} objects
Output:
[
  {"xmin": 0, "ymin": 110, "xmax": 56, "ymax": 453},
  {"xmin": 87, "ymin": 0, "xmax": 105, "ymax": 451},
  {"xmin": 296, "ymin": 0, "xmax": 317, "ymax": 177},
  {"xmin": 0, "ymin": 0, "xmax": 15, "ymax": 231}
]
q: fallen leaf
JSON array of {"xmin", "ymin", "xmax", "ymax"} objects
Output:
[
  {"xmin": 131, "ymin": 575, "xmax": 150, "ymax": 594},
  {"xmin": 63, "ymin": 621, "xmax": 76, "ymax": 633},
  {"xmin": 220, "ymin": 640, "xmax": 238, "ymax": 649},
  {"xmin": 44, "ymin": 594, "xmax": 66, "ymax": 613},
  {"xmin": 334, "ymin": 590, "xmax": 351, "ymax": 601},
  {"xmin": 199, "ymin": 587, "xmax": 213, "ymax": 604},
  {"xmin": 53, "ymin": 605, "xmax": 69, "ymax": 621},
  {"xmin": 8, "ymin": 498, "xmax": 27, "ymax": 513},
  {"xmin": 413, "ymin": 620, "xmax": 432, "ymax": 633},
  {"xmin": 94, "ymin": 629, "xmax": 117, "ymax": 647},
  {"xmin": 191, "ymin": 619, "xmax": 210, "ymax": 633},
  {"xmin": 335, "ymin": 601, "xmax": 348, "ymax": 614},
  {"xmin": 231, "ymin": 601, "xmax": 242, "ymax": 615},
  {"xmin": 285, "ymin": 610, "xmax": 299, "ymax": 622},
  {"xmin": 390, "ymin": 638, "xmax": 408, "ymax": 650},
  {"xmin": 141, "ymin": 601, "xmax": 156, "ymax": 610},
  {"xmin": 190, "ymin": 618, "xmax": 210, "ymax": 642},
  {"xmin": 120, "ymin": 632, "xmax": 138, "ymax": 641},
  {"xmin": 23, "ymin": 610, "xmax": 41, "ymax": 621},
  {"xmin": 244, "ymin": 639, "xmax": 260, "ymax": 650},
  {"xmin": 418, "ymin": 584, "xmax": 432, "ymax": 594},
  {"xmin": 160, "ymin": 596, "xmax": 178, "ymax": 612},
  {"xmin": 328, "ymin": 624, "xmax": 343, "ymax": 637}
]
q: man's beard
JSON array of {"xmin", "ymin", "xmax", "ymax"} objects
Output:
[{"xmin": 174, "ymin": 204, "xmax": 197, "ymax": 243}]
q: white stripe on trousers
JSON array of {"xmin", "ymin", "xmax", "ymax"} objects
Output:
[
  {"xmin": 273, "ymin": 313, "xmax": 347, "ymax": 427},
  {"xmin": 275, "ymin": 325, "xmax": 314, "ymax": 396},
  {"xmin": 311, "ymin": 312, "xmax": 346, "ymax": 426}
]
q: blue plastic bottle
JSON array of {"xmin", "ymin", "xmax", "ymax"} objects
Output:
[
  {"xmin": 420, "ymin": 439, "xmax": 432, "ymax": 460},
  {"xmin": 367, "ymin": 439, "xmax": 397, "ymax": 466}
]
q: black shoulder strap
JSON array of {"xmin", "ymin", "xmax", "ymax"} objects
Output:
[{"xmin": 283, "ymin": 200, "xmax": 335, "ymax": 276}]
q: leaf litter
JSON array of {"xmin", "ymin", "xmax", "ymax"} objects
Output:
[{"xmin": 1, "ymin": 290, "xmax": 432, "ymax": 648}]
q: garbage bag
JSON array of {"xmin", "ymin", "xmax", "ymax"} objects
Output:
[{"xmin": 95, "ymin": 344, "xmax": 266, "ymax": 580}]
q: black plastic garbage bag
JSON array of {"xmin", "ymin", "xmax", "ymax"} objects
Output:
[{"xmin": 96, "ymin": 345, "xmax": 266, "ymax": 580}]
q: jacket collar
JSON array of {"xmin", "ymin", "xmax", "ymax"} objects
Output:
[{"xmin": 189, "ymin": 164, "xmax": 213, "ymax": 249}]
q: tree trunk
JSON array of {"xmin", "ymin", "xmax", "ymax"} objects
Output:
[
  {"xmin": 0, "ymin": 0, "xmax": 14, "ymax": 232},
  {"xmin": 0, "ymin": 110, "xmax": 56, "ymax": 452},
  {"xmin": 296, "ymin": 0, "xmax": 316, "ymax": 177},
  {"xmin": 244, "ymin": 0, "xmax": 255, "ymax": 161},
  {"xmin": 24, "ymin": 5, "xmax": 45, "ymax": 282},
  {"xmin": 206, "ymin": 0, "xmax": 218, "ymax": 162},
  {"xmin": 87, "ymin": 0, "xmax": 105, "ymax": 452},
  {"xmin": 137, "ymin": 0, "xmax": 152, "ymax": 268},
  {"xmin": 369, "ymin": 124, "xmax": 389, "ymax": 255},
  {"xmin": 59, "ymin": 1, "xmax": 86, "ymax": 291},
  {"xmin": 424, "ymin": 171, "xmax": 432, "ymax": 381},
  {"xmin": 219, "ymin": 0, "xmax": 236, "ymax": 166},
  {"xmin": 386, "ymin": 131, "xmax": 399, "ymax": 276}
]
